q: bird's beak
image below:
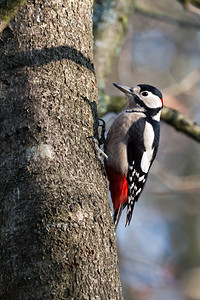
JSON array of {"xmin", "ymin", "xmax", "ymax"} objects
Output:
[{"xmin": 113, "ymin": 83, "xmax": 140, "ymax": 95}]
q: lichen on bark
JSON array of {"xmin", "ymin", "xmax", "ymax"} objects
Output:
[{"xmin": 0, "ymin": 0, "xmax": 27, "ymax": 33}]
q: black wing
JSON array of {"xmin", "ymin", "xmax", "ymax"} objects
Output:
[{"xmin": 126, "ymin": 117, "xmax": 160, "ymax": 225}]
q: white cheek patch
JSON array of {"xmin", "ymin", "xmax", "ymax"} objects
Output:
[
  {"xmin": 141, "ymin": 92, "xmax": 162, "ymax": 109},
  {"xmin": 141, "ymin": 122, "xmax": 155, "ymax": 173}
]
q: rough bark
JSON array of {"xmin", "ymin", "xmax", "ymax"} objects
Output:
[{"xmin": 0, "ymin": 1, "xmax": 122, "ymax": 299}]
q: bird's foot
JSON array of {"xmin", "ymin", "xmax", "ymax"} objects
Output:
[
  {"xmin": 87, "ymin": 136, "xmax": 108, "ymax": 162},
  {"xmin": 98, "ymin": 118, "xmax": 106, "ymax": 146}
]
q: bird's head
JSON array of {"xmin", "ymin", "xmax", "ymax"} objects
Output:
[{"xmin": 113, "ymin": 83, "xmax": 163, "ymax": 117}]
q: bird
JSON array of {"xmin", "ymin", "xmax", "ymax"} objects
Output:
[{"xmin": 104, "ymin": 83, "xmax": 163, "ymax": 227}]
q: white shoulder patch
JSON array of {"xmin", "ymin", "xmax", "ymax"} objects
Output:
[
  {"xmin": 140, "ymin": 122, "xmax": 154, "ymax": 173},
  {"xmin": 141, "ymin": 152, "xmax": 151, "ymax": 173}
]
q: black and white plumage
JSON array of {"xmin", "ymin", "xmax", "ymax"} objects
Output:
[
  {"xmin": 126, "ymin": 116, "xmax": 160, "ymax": 225},
  {"xmin": 104, "ymin": 83, "xmax": 163, "ymax": 227}
]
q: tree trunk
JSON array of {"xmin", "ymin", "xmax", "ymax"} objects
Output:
[{"xmin": 0, "ymin": 1, "xmax": 122, "ymax": 299}]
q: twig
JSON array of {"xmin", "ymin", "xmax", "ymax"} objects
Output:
[
  {"xmin": 135, "ymin": 5, "xmax": 200, "ymax": 29},
  {"xmin": 163, "ymin": 69, "xmax": 200, "ymax": 97}
]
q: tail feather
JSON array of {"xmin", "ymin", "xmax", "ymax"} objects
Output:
[
  {"xmin": 113, "ymin": 203, "xmax": 126, "ymax": 230},
  {"xmin": 125, "ymin": 201, "xmax": 136, "ymax": 226}
]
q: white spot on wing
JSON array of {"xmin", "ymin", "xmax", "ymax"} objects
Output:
[
  {"xmin": 141, "ymin": 152, "xmax": 151, "ymax": 173},
  {"xmin": 136, "ymin": 188, "xmax": 142, "ymax": 196},
  {"xmin": 139, "ymin": 175, "xmax": 145, "ymax": 182}
]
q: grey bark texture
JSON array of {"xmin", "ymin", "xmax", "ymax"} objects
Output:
[{"xmin": 0, "ymin": 0, "xmax": 122, "ymax": 299}]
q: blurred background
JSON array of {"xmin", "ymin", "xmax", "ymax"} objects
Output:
[{"xmin": 95, "ymin": 0, "xmax": 200, "ymax": 299}]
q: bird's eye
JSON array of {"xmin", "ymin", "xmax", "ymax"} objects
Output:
[{"xmin": 141, "ymin": 91, "xmax": 148, "ymax": 97}]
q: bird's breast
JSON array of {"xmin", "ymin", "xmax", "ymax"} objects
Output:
[{"xmin": 105, "ymin": 111, "xmax": 146, "ymax": 174}]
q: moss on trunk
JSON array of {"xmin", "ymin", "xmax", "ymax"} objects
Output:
[{"xmin": 0, "ymin": 0, "xmax": 27, "ymax": 33}]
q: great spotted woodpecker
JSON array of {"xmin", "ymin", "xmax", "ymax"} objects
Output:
[{"xmin": 104, "ymin": 83, "xmax": 163, "ymax": 227}]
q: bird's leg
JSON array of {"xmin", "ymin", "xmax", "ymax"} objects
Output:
[{"xmin": 87, "ymin": 136, "xmax": 108, "ymax": 161}]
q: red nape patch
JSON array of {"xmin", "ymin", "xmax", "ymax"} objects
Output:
[
  {"xmin": 105, "ymin": 164, "xmax": 128, "ymax": 211},
  {"xmin": 161, "ymin": 98, "xmax": 164, "ymax": 106}
]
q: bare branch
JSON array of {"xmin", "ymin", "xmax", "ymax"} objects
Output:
[{"xmin": 161, "ymin": 107, "xmax": 200, "ymax": 143}]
